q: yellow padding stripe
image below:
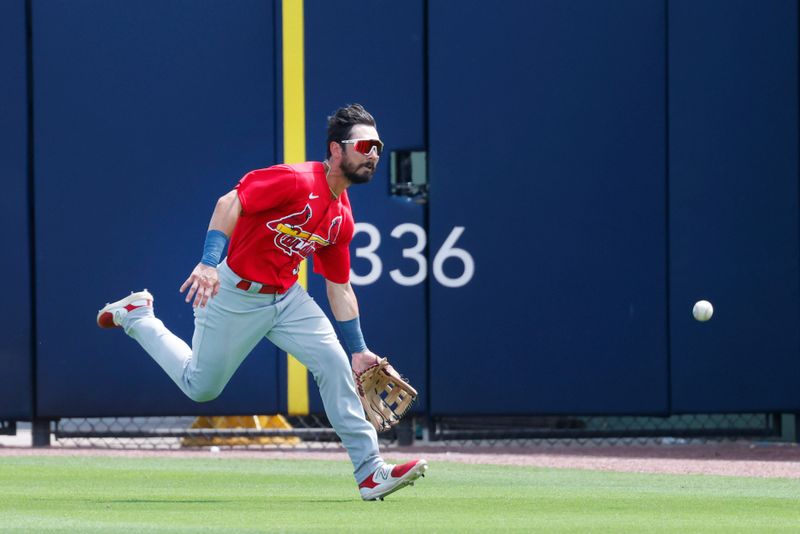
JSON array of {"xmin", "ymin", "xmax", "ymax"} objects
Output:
[{"xmin": 283, "ymin": 0, "xmax": 309, "ymax": 415}]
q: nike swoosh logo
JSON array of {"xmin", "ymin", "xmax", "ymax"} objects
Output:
[{"xmin": 309, "ymin": 193, "xmax": 319, "ymax": 199}]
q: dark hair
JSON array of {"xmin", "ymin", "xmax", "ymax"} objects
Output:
[{"xmin": 326, "ymin": 103, "xmax": 377, "ymax": 158}]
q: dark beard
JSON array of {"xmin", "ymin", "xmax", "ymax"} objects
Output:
[{"xmin": 342, "ymin": 159, "xmax": 375, "ymax": 184}]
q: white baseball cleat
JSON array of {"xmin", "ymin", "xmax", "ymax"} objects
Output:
[
  {"xmin": 358, "ymin": 459, "xmax": 428, "ymax": 501},
  {"xmin": 96, "ymin": 290, "xmax": 154, "ymax": 328}
]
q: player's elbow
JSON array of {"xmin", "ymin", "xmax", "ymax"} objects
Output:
[
  {"xmin": 216, "ymin": 190, "xmax": 238, "ymax": 212},
  {"xmin": 209, "ymin": 190, "xmax": 241, "ymax": 236}
]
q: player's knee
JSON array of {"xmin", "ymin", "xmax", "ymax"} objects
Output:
[{"xmin": 187, "ymin": 384, "xmax": 224, "ymax": 403}]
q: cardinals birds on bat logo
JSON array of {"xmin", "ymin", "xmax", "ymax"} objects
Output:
[{"xmin": 266, "ymin": 205, "xmax": 342, "ymax": 257}]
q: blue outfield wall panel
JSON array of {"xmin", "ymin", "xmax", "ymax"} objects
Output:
[
  {"xmin": 669, "ymin": 0, "xmax": 800, "ymax": 412},
  {"xmin": 428, "ymin": 0, "xmax": 668, "ymax": 415},
  {"xmin": 0, "ymin": 0, "xmax": 33, "ymax": 419},
  {"xmin": 33, "ymin": 1, "xmax": 280, "ymax": 417},
  {"xmin": 303, "ymin": 1, "xmax": 427, "ymax": 413}
]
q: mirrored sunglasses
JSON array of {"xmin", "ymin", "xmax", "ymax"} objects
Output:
[{"xmin": 341, "ymin": 138, "xmax": 384, "ymax": 156}]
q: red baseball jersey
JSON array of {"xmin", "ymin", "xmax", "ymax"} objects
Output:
[{"xmin": 227, "ymin": 161, "xmax": 355, "ymax": 290}]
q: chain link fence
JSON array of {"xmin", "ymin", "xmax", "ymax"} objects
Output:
[
  {"xmin": 51, "ymin": 415, "xmax": 342, "ymax": 450},
  {"xmin": 1, "ymin": 412, "xmax": 785, "ymax": 449},
  {"xmin": 426, "ymin": 413, "xmax": 788, "ymax": 447},
  {"xmin": 0, "ymin": 419, "xmax": 15, "ymax": 436}
]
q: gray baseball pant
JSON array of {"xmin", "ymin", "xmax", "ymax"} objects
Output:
[{"xmin": 121, "ymin": 259, "xmax": 383, "ymax": 483}]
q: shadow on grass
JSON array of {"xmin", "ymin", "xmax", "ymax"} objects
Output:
[
  {"xmin": 295, "ymin": 499, "xmax": 355, "ymax": 503},
  {"xmin": 97, "ymin": 499, "xmax": 236, "ymax": 504},
  {"xmin": 262, "ymin": 497, "xmax": 355, "ymax": 504},
  {"xmin": 97, "ymin": 498, "xmax": 356, "ymax": 504}
]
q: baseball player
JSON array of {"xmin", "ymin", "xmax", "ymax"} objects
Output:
[{"xmin": 97, "ymin": 104, "xmax": 427, "ymax": 501}]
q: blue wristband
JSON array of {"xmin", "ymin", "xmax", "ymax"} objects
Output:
[
  {"xmin": 337, "ymin": 317, "xmax": 367, "ymax": 354},
  {"xmin": 200, "ymin": 229, "xmax": 228, "ymax": 267}
]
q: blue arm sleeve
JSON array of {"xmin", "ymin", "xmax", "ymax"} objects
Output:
[
  {"xmin": 337, "ymin": 316, "xmax": 368, "ymax": 354},
  {"xmin": 200, "ymin": 229, "xmax": 228, "ymax": 267}
]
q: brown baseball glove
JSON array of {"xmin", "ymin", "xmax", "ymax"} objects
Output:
[{"xmin": 353, "ymin": 357, "xmax": 417, "ymax": 433}]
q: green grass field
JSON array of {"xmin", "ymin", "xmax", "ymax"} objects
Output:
[{"xmin": 0, "ymin": 456, "xmax": 798, "ymax": 533}]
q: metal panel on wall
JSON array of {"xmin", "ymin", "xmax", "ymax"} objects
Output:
[
  {"xmin": 0, "ymin": 0, "xmax": 32, "ymax": 419},
  {"xmin": 302, "ymin": 0, "xmax": 426, "ymax": 413},
  {"xmin": 669, "ymin": 0, "xmax": 800, "ymax": 412},
  {"xmin": 428, "ymin": 0, "xmax": 668, "ymax": 415},
  {"xmin": 34, "ymin": 1, "xmax": 280, "ymax": 417}
]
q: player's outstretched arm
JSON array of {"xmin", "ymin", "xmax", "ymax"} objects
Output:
[
  {"xmin": 327, "ymin": 279, "xmax": 417, "ymax": 432},
  {"xmin": 180, "ymin": 190, "xmax": 241, "ymax": 308}
]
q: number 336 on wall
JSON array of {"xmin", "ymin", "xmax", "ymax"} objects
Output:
[{"xmin": 349, "ymin": 222, "xmax": 475, "ymax": 288}]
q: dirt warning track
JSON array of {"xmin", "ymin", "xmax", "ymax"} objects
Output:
[{"xmin": 2, "ymin": 442, "xmax": 799, "ymax": 478}]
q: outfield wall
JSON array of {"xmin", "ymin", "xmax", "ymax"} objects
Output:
[
  {"xmin": 31, "ymin": 0, "xmax": 282, "ymax": 417},
  {"xmin": 0, "ymin": 0, "xmax": 33, "ymax": 420},
  {"xmin": 0, "ymin": 0, "xmax": 797, "ymax": 421}
]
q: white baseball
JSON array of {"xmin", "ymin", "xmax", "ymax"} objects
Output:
[
  {"xmin": 692, "ymin": 300, "xmax": 713, "ymax": 322},
  {"xmin": 209, "ymin": 446, "xmax": 221, "ymax": 453}
]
